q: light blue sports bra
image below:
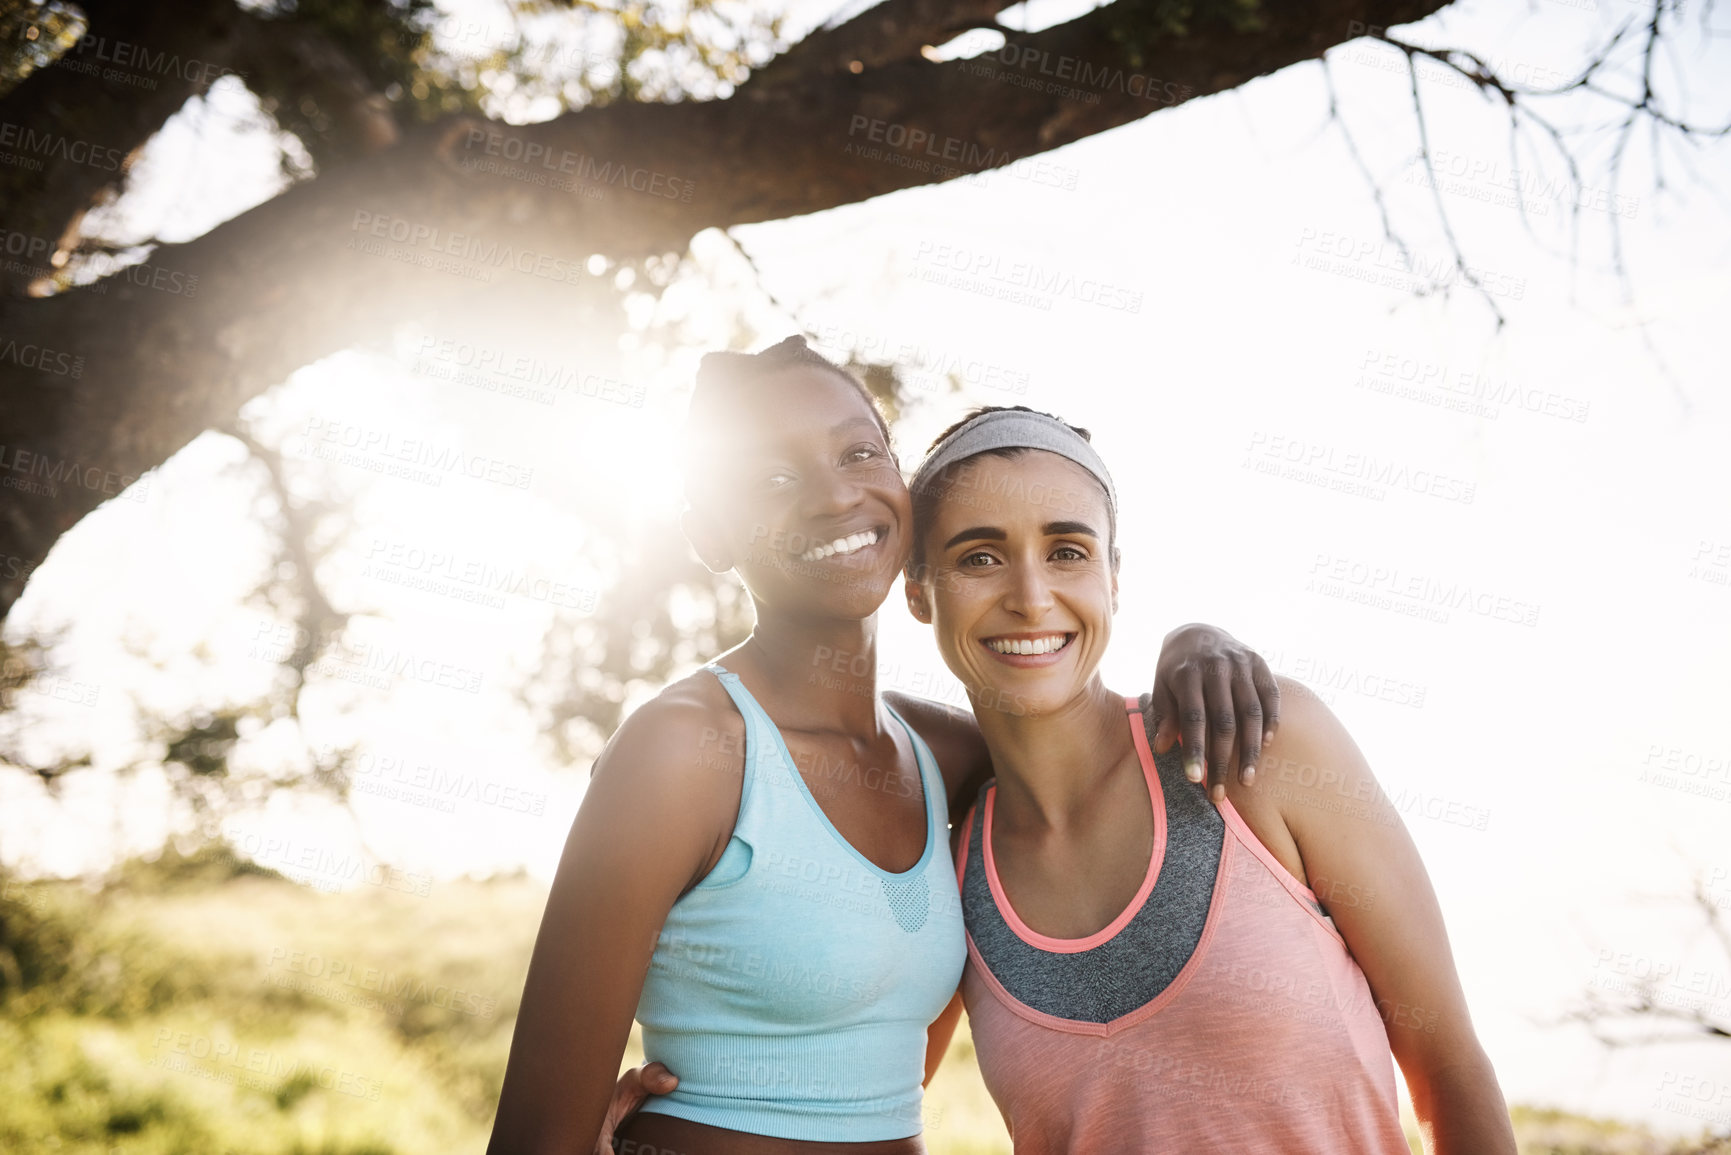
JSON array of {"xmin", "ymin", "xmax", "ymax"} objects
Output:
[{"xmin": 634, "ymin": 663, "xmax": 966, "ymax": 1142}]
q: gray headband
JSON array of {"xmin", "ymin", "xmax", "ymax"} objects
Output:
[{"xmin": 908, "ymin": 408, "xmax": 1117, "ymax": 515}]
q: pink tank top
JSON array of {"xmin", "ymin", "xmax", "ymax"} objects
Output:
[{"xmin": 954, "ymin": 697, "xmax": 1411, "ymax": 1153}]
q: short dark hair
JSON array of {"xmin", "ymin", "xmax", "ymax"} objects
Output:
[
  {"xmin": 907, "ymin": 405, "xmax": 1116, "ymax": 571},
  {"xmin": 683, "ymin": 335, "xmax": 893, "ymax": 507}
]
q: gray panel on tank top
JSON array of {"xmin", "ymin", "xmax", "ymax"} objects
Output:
[{"xmin": 962, "ymin": 712, "xmax": 1223, "ymax": 1023}]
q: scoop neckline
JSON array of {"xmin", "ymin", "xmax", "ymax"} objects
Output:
[
  {"xmin": 980, "ymin": 695, "xmax": 1166, "ymax": 952},
  {"xmin": 707, "ymin": 663, "xmax": 938, "ymax": 882}
]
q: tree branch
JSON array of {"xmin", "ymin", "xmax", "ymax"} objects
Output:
[
  {"xmin": 0, "ymin": 0, "xmax": 248, "ymax": 296},
  {"xmin": 0, "ymin": 0, "xmax": 1450, "ymax": 623}
]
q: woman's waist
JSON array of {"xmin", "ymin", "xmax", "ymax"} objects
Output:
[
  {"xmin": 638, "ymin": 1022, "xmax": 928, "ymax": 1102},
  {"xmin": 617, "ymin": 1109, "xmax": 927, "ymax": 1155},
  {"xmin": 629, "ymin": 1028, "xmax": 933, "ymax": 1148}
]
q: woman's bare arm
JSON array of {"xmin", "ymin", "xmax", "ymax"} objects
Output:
[
  {"xmin": 923, "ymin": 989, "xmax": 965, "ymax": 1088},
  {"xmin": 487, "ymin": 684, "xmax": 739, "ymax": 1155},
  {"xmin": 1229, "ymin": 679, "xmax": 1516, "ymax": 1155}
]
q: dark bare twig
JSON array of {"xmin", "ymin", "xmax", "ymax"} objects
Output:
[
  {"xmin": 1320, "ymin": 58, "xmax": 1414, "ymax": 275},
  {"xmin": 721, "ymin": 227, "xmax": 803, "ymax": 327},
  {"xmin": 1400, "ymin": 46, "xmax": 1508, "ymax": 326},
  {"xmin": 1330, "ymin": 0, "xmax": 1724, "ymax": 408},
  {"xmin": 1561, "ymin": 874, "xmax": 1731, "ymax": 1053},
  {"xmin": 220, "ymin": 423, "xmax": 352, "ymax": 722}
]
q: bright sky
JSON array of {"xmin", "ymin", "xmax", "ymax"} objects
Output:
[{"xmin": 5, "ymin": 0, "xmax": 1731, "ymax": 1134}]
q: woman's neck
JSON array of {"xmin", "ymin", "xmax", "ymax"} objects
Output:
[
  {"xmin": 726, "ymin": 607, "xmax": 884, "ymax": 734},
  {"xmin": 974, "ymin": 678, "xmax": 1132, "ymax": 832}
]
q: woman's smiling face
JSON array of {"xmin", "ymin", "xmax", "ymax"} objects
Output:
[
  {"xmin": 686, "ymin": 365, "xmax": 911, "ymax": 621},
  {"xmin": 908, "ymin": 449, "xmax": 1117, "ymax": 718}
]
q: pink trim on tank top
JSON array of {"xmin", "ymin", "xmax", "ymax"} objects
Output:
[
  {"xmin": 1214, "ymin": 795, "xmax": 1346, "ymax": 947},
  {"xmin": 961, "ymin": 831, "xmax": 1236, "ymax": 1037},
  {"xmin": 957, "ymin": 700, "xmax": 1409, "ymax": 1152},
  {"xmin": 959, "ymin": 695, "xmax": 1355, "ymax": 1035},
  {"xmin": 978, "ymin": 697, "xmax": 1165, "ymax": 953}
]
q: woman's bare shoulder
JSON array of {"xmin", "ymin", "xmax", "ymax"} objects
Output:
[{"xmin": 589, "ymin": 668, "xmax": 746, "ymax": 796}]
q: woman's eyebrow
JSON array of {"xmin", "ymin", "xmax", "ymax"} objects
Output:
[
  {"xmin": 830, "ymin": 416, "xmax": 881, "ymax": 437},
  {"xmin": 1044, "ymin": 520, "xmax": 1099, "ymax": 538},
  {"xmin": 943, "ymin": 526, "xmax": 1007, "ymax": 550}
]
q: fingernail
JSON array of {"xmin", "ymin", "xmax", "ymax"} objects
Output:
[
  {"xmin": 1264, "ymin": 730, "xmax": 1274, "ymax": 746},
  {"xmin": 1210, "ymin": 783, "xmax": 1225, "ymax": 803},
  {"xmin": 1240, "ymin": 767, "xmax": 1256, "ymax": 786},
  {"xmin": 1186, "ymin": 759, "xmax": 1202, "ymax": 782}
]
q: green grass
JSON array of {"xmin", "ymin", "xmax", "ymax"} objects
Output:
[{"xmin": 0, "ymin": 850, "xmax": 1722, "ymax": 1154}]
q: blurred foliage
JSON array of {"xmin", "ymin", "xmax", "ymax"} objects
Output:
[
  {"xmin": 0, "ymin": 0, "xmax": 84, "ymax": 99},
  {"xmin": 1097, "ymin": 0, "xmax": 1266, "ymax": 67},
  {"xmin": 1508, "ymin": 1106, "xmax": 1731, "ymax": 1155},
  {"xmin": 2, "ymin": 857, "xmax": 1728, "ymax": 1154},
  {"xmin": 0, "ymin": 632, "xmax": 94, "ymax": 791},
  {"xmin": 242, "ymin": 0, "xmax": 787, "ymax": 175},
  {"xmin": 521, "ymin": 520, "xmax": 756, "ymax": 764}
]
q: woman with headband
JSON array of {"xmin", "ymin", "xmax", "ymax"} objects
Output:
[
  {"xmin": 901, "ymin": 406, "xmax": 1516, "ymax": 1153},
  {"xmin": 485, "ymin": 340, "xmax": 1282, "ymax": 1155}
]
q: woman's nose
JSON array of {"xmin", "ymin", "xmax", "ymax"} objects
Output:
[
  {"xmin": 1002, "ymin": 555, "xmax": 1054, "ymax": 618},
  {"xmin": 806, "ymin": 464, "xmax": 864, "ymax": 516}
]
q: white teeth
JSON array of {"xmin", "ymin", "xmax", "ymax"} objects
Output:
[
  {"xmin": 986, "ymin": 635, "xmax": 1070, "ymax": 655},
  {"xmin": 799, "ymin": 528, "xmax": 880, "ymax": 562}
]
